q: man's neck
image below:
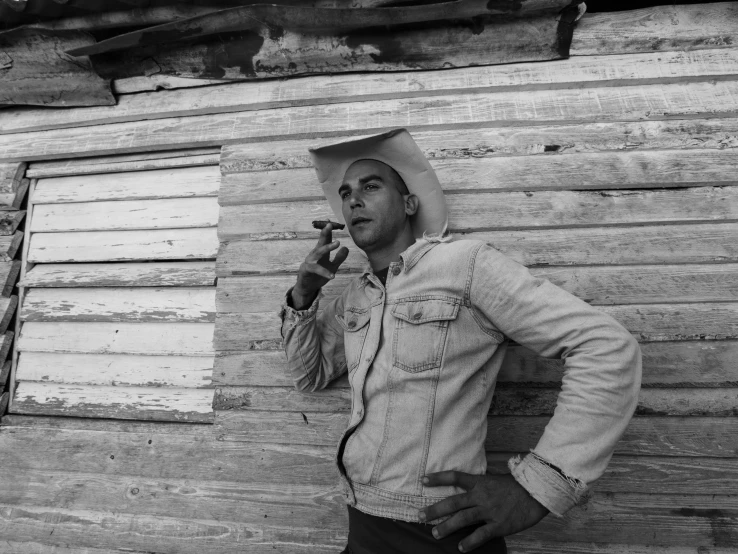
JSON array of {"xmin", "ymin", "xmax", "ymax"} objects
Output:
[{"xmin": 365, "ymin": 231, "xmax": 416, "ymax": 272}]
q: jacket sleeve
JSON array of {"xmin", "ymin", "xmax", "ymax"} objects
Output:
[
  {"xmin": 279, "ymin": 287, "xmax": 348, "ymax": 392},
  {"xmin": 469, "ymin": 244, "xmax": 642, "ymax": 516}
]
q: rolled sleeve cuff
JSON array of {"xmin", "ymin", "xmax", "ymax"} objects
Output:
[
  {"xmin": 279, "ymin": 288, "xmax": 321, "ymax": 333},
  {"xmin": 508, "ymin": 451, "xmax": 588, "ymax": 517}
]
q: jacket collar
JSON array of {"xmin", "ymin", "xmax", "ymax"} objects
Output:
[{"xmin": 360, "ymin": 238, "xmax": 440, "ymax": 281}]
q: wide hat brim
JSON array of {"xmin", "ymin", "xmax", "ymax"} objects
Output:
[{"xmin": 308, "ymin": 129, "xmax": 448, "ymax": 238}]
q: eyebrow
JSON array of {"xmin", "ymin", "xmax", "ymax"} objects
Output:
[{"xmin": 339, "ymin": 174, "xmax": 385, "ymax": 194}]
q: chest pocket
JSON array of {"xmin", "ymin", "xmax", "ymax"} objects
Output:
[
  {"xmin": 336, "ymin": 307, "xmax": 371, "ymax": 372},
  {"xmin": 391, "ymin": 298, "xmax": 460, "ymax": 373}
]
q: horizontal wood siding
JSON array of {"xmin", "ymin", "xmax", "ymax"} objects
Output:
[
  {"xmin": 12, "ymin": 159, "xmax": 220, "ymax": 423},
  {"xmin": 1, "ymin": 6, "xmax": 737, "ymax": 554}
]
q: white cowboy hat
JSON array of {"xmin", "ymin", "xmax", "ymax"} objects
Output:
[{"xmin": 309, "ymin": 129, "xmax": 448, "ymax": 238}]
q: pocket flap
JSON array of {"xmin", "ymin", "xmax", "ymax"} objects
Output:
[
  {"xmin": 391, "ymin": 298, "xmax": 459, "ymax": 324},
  {"xmin": 336, "ymin": 308, "xmax": 371, "ymax": 332}
]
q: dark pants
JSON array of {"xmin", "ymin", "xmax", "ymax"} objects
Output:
[{"xmin": 340, "ymin": 505, "xmax": 507, "ymax": 554}]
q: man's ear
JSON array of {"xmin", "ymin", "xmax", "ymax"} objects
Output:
[{"xmin": 404, "ymin": 194, "xmax": 419, "ymax": 216}]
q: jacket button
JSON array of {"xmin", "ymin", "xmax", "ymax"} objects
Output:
[
  {"xmin": 392, "ymin": 266, "xmax": 401, "ymax": 276},
  {"xmin": 348, "ymin": 320, "xmax": 356, "ymax": 328},
  {"xmin": 413, "ymin": 312, "xmax": 422, "ymax": 320}
]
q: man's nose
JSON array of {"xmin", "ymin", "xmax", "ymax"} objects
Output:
[{"xmin": 349, "ymin": 193, "xmax": 363, "ymax": 208}]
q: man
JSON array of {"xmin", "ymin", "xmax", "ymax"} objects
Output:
[{"xmin": 279, "ymin": 129, "xmax": 642, "ymax": 553}]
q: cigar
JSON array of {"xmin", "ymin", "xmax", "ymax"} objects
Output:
[{"xmin": 312, "ymin": 220, "xmax": 345, "ymax": 230}]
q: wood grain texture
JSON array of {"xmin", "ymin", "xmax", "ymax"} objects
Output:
[
  {"xmin": 216, "ymin": 223, "xmax": 738, "ymax": 276},
  {"xmin": 218, "ymin": 186, "xmax": 738, "ymax": 238},
  {"xmin": 28, "ymin": 228, "xmax": 219, "ymax": 263},
  {"xmin": 212, "ymin": 386, "xmax": 738, "ymax": 417},
  {"xmin": 20, "ymin": 262, "xmax": 216, "ymax": 288},
  {"xmin": 0, "ymin": 392, "xmax": 8, "ymax": 415},
  {"xmin": 21, "ymin": 288, "xmax": 216, "ymax": 323},
  {"xmin": 214, "ymin": 340, "xmax": 738, "ymax": 388},
  {"xmin": 0, "ymin": 360, "xmax": 10, "ymax": 388},
  {"xmin": 0, "ymin": 332, "xmax": 14, "ymax": 363},
  {"xmin": 18, "ymin": 322, "xmax": 215, "ymax": 356},
  {"xmin": 0, "ymin": 541, "xmax": 155, "ymax": 554},
  {"xmin": 0, "ymin": 231, "xmax": 23, "ymax": 262},
  {"xmin": 4, "ymin": 80, "xmax": 738, "ymax": 163},
  {"xmin": 7, "ymin": 49, "xmax": 738, "ymax": 136},
  {"xmin": 26, "ymin": 148, "xmax": 220, "ymax": 179},
  {"xmin": 217, "ymin": 264, "xmax": 738, "ymax": 314},
  {"xmin": 16, "ymin": 352, "xmax": 213, "ymax": 388},
  {"xmin": 0, "ymin": 28, "xmax": 114, "ymax": 108},
  {"xmin": 215, "ymin": 393, "xmax": 738, "ymax": 446},
  {"xmin": 0, "ymin": 295, "xmax": 17, "ymax": 334},
  {"xmin": 0, "ymin": 161, "xmax": 26, "ymax": 207},
  {"xmin": 213, "ymin": 302, "xmax": 738, "ymax": 348},
  {"xmin": 1, "ymin": 260, "xmax": 21, "ymax": 297},
  {"xmin": 31, "ymin": 197, "xmax": 219, "ymax": 233},
  {"xmin": 571, "ymin": 3, "xmax": 738, "ymax": 56},
  {"xmin": 220, "ymin": 118, "xmax": 738, "ymax": 173},
  {"xmin": 220, "ymin": 149, "xmax": 738, "ymax": 205},
  {"xmin": 32, "ymin": 165, "xmax": 220, "ymax": 203},
  {"xmin": 0, "ymin": 211, "xmax": 26, "ymax": 236},
  {"xmin": 11, "ymin": 382, "xmax": 215, "ymax": 422}
]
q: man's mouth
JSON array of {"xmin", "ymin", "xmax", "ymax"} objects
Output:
[{"xmin": 351, "ymin": 217, "xmax": 372, "ymax": 226}]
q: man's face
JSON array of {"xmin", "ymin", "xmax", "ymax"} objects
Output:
[{"xmin": 339, "ymin": 159, "xmax": 411, "ymax": 251}]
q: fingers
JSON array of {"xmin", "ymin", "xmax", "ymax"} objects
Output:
[
  {"xmin": 330, "ymin": 246, "xmax": 350, "ymax": 269},
  {"xmin": 431, "ymin": 507, "xmax": 484, "ymax": 541},
  {"xmin": 423, "ymin": 471, "xmax": 479, "ymax": 491},
  {"xmin": 457, "ymin": 523, "xmax": 501, "ymax": 553},
  {"xmin": 306, "ymin": 263, "xmax": 335, "ymax": 281},
  {"xmin": 419, "ymin": 491, "xmax": 474, "ymax": 523},
  {"xmin": 316, "ymin": 222, "xmax": 333, "ymax": 247},
  {"xmin": 312, "ymin": 240, "xmax": 341, "ymax": 259}
]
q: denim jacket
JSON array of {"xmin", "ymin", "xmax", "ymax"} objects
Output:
[{"xmin": 280, "ymin": 238, "xmax": 642, "ymax": 522}]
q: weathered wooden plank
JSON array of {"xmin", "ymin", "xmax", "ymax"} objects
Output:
[
  {"xmin": 28, "ymin": 228, "xmax": 219, "ymax": 263},
  {"xmin": 220, "ymin": 149, "xmax": 738, "ymax": 205},
  {"xmin": 0, "ymin": 161, "xmax": 26, "ymax": 207},
  {"xmin": 8, "ymin": 49, "xmax": 738, "ymax": 136},
  {"xmin": 217, "ymin": 264, "xmax": 738, "ymax": 315},
  {"xmin": 20, "ymin": 261, "xmax": 216, "ymax": 288},
  {"xmin": 32, "ymin": 165, "xmax": 220, "ymax": 203},
  {"xmin": 0, "ymin": 392, "xmax": 8, "ymax": 415},
  {"xmin": 571, "ymin": 3, "xmax": 738, "ymax": 56},
  {"xmin": 214, "ymin": 340, "xmax": 738, "ymax": 388},
  {"xmin": 113, "ymin": 75, "xmax": 225, "ymax": 95},
  {"xmin": 26, "ymin": 148, "xmax": 220, "ymax": 179},
  {"xmin": 0, "ymin": 28, "xmax": 114, "ymax": 109},
  {"xmin": 217, "ymin": 223, "xmax": 738, "ymax": 275},
  {"xmin": 0, "ymin": 211, "xmax": 26, "ymax": 235},
  {"xmin": 219, "ymin": 186, "xmax": 738, "ymax": 238},
  {"xmin": 1, "ymin": 461, "xmax": 736, "ymax": 541},
  {"xmin": 509, "ymin": 544, "xmax": 736, "ymax": 554},
  {"xmin": 16, "ymin": 352, "xmax": 213, "ymax": 388},
  {"xmin": 0, "ymin": 425, "xmax": 336, "ymax": 482},
  {"xmin": 18, "ymin": 322, "xmax": 215, "ymax": 356},
  {"xmin": 22, "ymin": 288, "xmax": 216, "ymax": 323},
  {"xmin": 1, "ymin": 260, "xmax": 21, "ymax": 297},
  {"xmin": 506, "ymin": 542, "xmax": 737, "ymax": 554},
  {"xmin": 11, "ymin": 382, "xmax": 215, "ymax": 423},
  {"xmin": 220, "ymin": 118, "xmax": 738, "ymax": 173},
  {"xmin": 0, "ymin": 503, "xmax": 346, "ymax": 554},
  {"xmin": 214, "ymin": 303, "xmax": 738, "ymax": 347},
  {"xmin": 0, "ymin": 295, "xmax": 17, "ymax": 334},
  {"xmin": 0, "ymin": 332, "xmax": 13, "ymax": 363},
  {"xmin": 217, "ymin": 403, "xmax": 738, "ymax": 447},
  {"xmin": 0, "ymin": 541, "xmax": 154, "ymax": 554},
  {"xmin": 211, "ymin": 386, "xmax": 738, "ymax": 418},
  {"xmin": 0, "ymin": 231, "xmax": 23, "ymax": 262},
  {"xmin": 4, "ymin": 81, "xmax": 738, "ymax": 163},
  {"xmin": 0, "ymin": 360, "xmax": 10, "ymax": 388},
  {"xmin": 31, "ymin": 197, "xmax": 219, "ymax": 233},
  {"xmin": 11, "ymin": 178, "xmax": 30, "ymax": 210}
]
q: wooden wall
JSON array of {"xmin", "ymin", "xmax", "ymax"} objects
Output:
[
  {"xmin": 11, "ymin": 157, "xmax": 221, "ymax": 422},
  {"xmin": 0, "ymin": 4, "xmax": 736, "ymax": 553}
]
